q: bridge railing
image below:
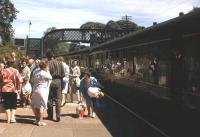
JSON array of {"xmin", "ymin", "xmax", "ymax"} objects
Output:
[{"xmin": 26, "ymin": 28, "xmax": 132, "ymax": 58}]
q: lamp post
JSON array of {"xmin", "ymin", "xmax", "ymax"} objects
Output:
[{"xmin": 28, "ymin": 20, "xmax": 32, "ymax": 38}]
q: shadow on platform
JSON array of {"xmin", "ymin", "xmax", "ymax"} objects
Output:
[
  {"xmin": 15, "ymin": 115, "xmax": 35, "ymax": 124},
  {"xmin": 61, "ymin": 113, "xmax": 77, "ymax": 118}
]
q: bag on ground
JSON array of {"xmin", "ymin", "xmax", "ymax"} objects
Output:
[{"xmin": 76, "ymin": 103, "xmax": 85, "ymax": 118}]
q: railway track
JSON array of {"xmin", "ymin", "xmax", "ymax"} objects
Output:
[{"xmin": 96, "ymin": 82, "xmax": 200, "ymax": 137}]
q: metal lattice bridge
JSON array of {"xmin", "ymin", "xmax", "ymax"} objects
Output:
[{"xmin": 26, "ymin": 28, "xmax": 131, "ymax": 58}]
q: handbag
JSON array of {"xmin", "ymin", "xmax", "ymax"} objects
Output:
[{"xmin": 87, "ymin": 87, "xmax": 105, "ymax": 98}]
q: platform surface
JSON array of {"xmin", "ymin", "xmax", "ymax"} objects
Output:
[{"xmin": 0, "ymin": 103, "xmax": 112, "ymax": 137}]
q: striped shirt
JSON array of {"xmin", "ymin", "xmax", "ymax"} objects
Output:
[
  {"xmin": 0, "ymin": 67, "xmax": 22, "ymax": 93},
  {"xmin": 48, "ymin": 59, "xmax": 64, "ymax": 79}
]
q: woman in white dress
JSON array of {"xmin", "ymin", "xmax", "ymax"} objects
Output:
[{"xmin": 31, "ymin": 61, "xmax": 52, "ymax": 126}]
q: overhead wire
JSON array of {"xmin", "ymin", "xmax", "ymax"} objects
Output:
[
  {"xmin": 157, "ymin": 0, "xmax": 192, "ymax": 15},
  {"xmin": 150, "ymin": 0, "xmax": 193, "ymax": 23}
]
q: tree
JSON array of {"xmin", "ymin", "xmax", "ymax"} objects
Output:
[
  {"xmin": 0, "ymin": 45, "xmax": 22, "ymax": 59},
  {"xmin": 80, "ymin": 22, "xmax": 105, "ymax": 29},
  {"xmin": 0, "ymin": 0, "xmax": 18, "ymax": 44},
  {"xmin": 116, "ymin": 20, "xmax": 138, "ymax": 31},
  {"xmin": 80, "ymin": 19, "xmax": 143, "ymax": 32},
  {"xmin": 50, "ymin": 42, "xmax": 70, "ymax": 54},
  {"xmin": 68, "ymin": 43, "xmax": 78, "ymax": 52},
  {"xmin": 105, "ymin": 20, "xmax": 121, "ymax": 30},
  {"xmin": 191, "ymin": 6, "xmax": 200, "ymax": 12},
  {"xmin": 43, "ymin": 26, "xmax": 57, "ymax": 36},
  {"xmin": 79, "ymin": 44, "xmax": 88, "ymax": 49}
]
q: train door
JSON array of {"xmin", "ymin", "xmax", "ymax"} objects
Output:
[
  {"xmin": 88, "ymin": 55, "xmax": 92, "ymax": 68},
  {"xmin": 128, "ymin": 47, "xmax": 136, "ymax": 76}
]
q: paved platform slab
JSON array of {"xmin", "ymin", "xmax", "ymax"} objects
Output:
[{"xmin": 0, "ymin": 103, "xmax": 112, "ymax": 137}]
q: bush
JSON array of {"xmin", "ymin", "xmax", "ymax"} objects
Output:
[{"xmin": 0, "ymin": 45, "xmax": 22, "ymax": 59}]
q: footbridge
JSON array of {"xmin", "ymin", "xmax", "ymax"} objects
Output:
[{"xmin": 26, "ymin": 28, "xmax": 130, "ymax": 58}]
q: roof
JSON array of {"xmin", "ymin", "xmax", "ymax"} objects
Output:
[{"xmin": 67, "ymin": 10, "xmax": 200, "ymax": 55}]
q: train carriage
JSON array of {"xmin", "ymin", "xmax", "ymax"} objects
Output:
[{"xmin": 66, "ymin": 10, "xmax": 200, "ymax": 108}]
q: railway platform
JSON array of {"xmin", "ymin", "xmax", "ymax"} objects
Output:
[
  {"xmin": 0, "ymin": 95, "xmax": 164, "ymax": 137},
  {"xmin": 0, "ymin": 102, "xmax": 112, "ymax": 137}
]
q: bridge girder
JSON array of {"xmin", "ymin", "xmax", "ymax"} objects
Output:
[{"xmin": 43, "ymin": 28, "xmax": 130, "ymax": 52}]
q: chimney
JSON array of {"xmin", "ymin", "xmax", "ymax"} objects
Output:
[{"xmin": 179, "ymin": 12, "xmax": 184, "ymax": 16}]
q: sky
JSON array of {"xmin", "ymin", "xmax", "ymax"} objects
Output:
[{"xmin": 11, "ymin": 0, "xmax": 200, "ymax": 38}]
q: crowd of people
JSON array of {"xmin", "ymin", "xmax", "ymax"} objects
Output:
[{"xmin": 0, "ymin": 51, "xmax": 102, "ymax": 126}]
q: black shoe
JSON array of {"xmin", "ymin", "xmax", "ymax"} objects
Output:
[
  {"xmin": 55, "ymin": 117, "xmax": 60, "ymax": 122},
  {"xmin": 46, "ymin": 117, "xmax": 53, "ymax": 120}
]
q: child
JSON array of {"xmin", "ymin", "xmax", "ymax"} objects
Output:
[{"xmin": 21, "ymin": 79, "xmax": 32, "ymax": 107}]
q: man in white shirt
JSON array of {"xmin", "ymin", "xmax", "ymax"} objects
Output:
[{"xmin": 69, "ymin": 59, "xmax": 81, "ymax": 103}]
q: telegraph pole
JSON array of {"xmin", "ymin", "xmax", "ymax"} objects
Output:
[{"xmin": 122, "ymin": 15, "xmax": 132, "ymax": 32}]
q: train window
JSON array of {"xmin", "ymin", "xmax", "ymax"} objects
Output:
[{"xmin": 106, "ymin": 52, "xmax": 108, "ymax": 58}]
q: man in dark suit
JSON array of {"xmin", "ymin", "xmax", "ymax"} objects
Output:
[{"xmin": 46, "ymin": 51, "xmax": 64, "ymax": 122}]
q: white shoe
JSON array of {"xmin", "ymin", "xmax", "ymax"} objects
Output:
[
  {"xmin": 37, "ymin": 121, "xmax": 47, "ymax": 126},
  {"xmin": 92, "ymin": 112, "xmax": 96, "ymax": 118}
]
